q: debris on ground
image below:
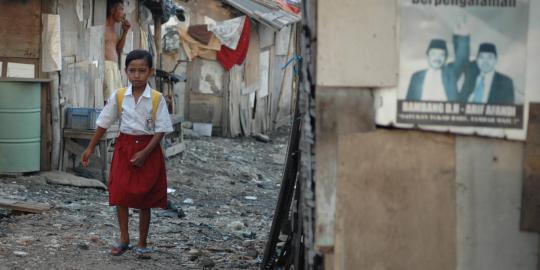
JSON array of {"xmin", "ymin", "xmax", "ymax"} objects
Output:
[
  {"xmin": 42, "ymin": 171, "xmax": 107, "ymax": 190},
  {"xmin": 0, "ymin": 125, "xmax": 290, "ymax": 269},
  {"xmin": 253, "ymin": 133, "xmax": 271, "ymax": 143}
]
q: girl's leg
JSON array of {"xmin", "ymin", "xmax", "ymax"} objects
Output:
[
  {"xmin": 117, "ymin": 206, "xmax": 130, "ymax": 244},
  {"xmin": 138, "ymin": 208, "xmax": 151, "ymax": 248}
]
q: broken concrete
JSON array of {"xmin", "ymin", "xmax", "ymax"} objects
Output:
[{"xmin": 42, "ymin": 171, "xmax": 107, "ymax": 190}]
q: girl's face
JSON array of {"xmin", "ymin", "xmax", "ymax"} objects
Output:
[{"xmin": 125, "ymin": 59, "xmax": 153, "ymax": 89}]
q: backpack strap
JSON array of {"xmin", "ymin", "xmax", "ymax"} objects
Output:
[
  {"xmin": 150, "ymin": 89, "xmax": 160, "ymax": 121},
  {"xmin": 116, "ymin": 87, "xmax": 128, "ymax": 117},
  {"xmin": 116, "ymin": 87, "xmax": 160, "ymax": 121}
]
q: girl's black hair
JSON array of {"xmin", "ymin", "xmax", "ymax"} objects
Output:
[{"xmin": 125, "ymin": 50, "xmax": 153, "ymax": 68}]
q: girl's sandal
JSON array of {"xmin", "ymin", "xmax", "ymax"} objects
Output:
[
  {"xmin": 134, "ymin": 246, "xmax": 152, "ymax": 259},
  {"xmin": 111, "ymin": 243, "xmax": 131, "ymax": 256}
]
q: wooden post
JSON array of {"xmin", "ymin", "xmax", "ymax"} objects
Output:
[
  {"xmin": 154, "ymin": 15, "xmax": 162, "ymax": 69},
  {"xmin": 50, "ymin": 72, "xmax": 61, "ymax": 169},
  {"xmin": 46, "ymin": 0, "xmax": 61, "ymax": 170},
  {"xmin": 153, "ymin": 14, "xmax": 162, "ymax": 93}
]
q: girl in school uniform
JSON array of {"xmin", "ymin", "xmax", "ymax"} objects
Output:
[{"xmin": 82, "ymin": 49, "xmax": 173, "ymax": 257}]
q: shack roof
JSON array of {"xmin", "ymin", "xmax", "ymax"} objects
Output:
[{"xmin": 222, "ymin": 0, "xmax": 301, "ymax": 30}]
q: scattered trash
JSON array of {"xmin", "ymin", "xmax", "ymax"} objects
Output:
[
  {"xmin": 198, "ymin": 256, "xmax": 216, "ymax": 268},
  {"xmin": 228, "ymin": 221, "xmax": 245, "ymax": 231},
  {"xmin": 176, "ymin": 207, "xmax": 186, "ymax": 218},
  {"xmin": 253, "ymin": 133, "xmax": 271, "ymax": 143},
  {"xmin": 242, "ymin": 231, "xmax": 257, "ymax": 239},
  {"xmin": 181, "ymin": 121, "xmax": 193, "ymax": 129},
  {"xmin": 193, "ymin": 122, "xmax": 213, "ymax": 137},
  {"xmin": 13, "ymin": 251, "xmax": 28, "ymax": 257},
  {"xmin": 77, "ymin": 243, "xmax": 89, "ymax": 250},
  {"xmin": 0, "ymin": 124, "xmax": 292, "ymax": 269},
  {"xmin": 245, "ymin": 248, "xmax": 259, "ymax": 258}
]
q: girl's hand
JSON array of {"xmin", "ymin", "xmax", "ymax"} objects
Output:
[
  {"xmin": 81, "ymin": 148, "xmax": 93, "ymax": 167},
  {"xmin": 130, "ymin": 151, "xmax": 148, "ymax": 167}
]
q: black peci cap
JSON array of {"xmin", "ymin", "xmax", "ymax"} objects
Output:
[
  {"xmin": 426, "ymin": 39, "xmax": 448, "ymax": 55},
  {"xmin": 478, "ymin": 43, "xmax": 497, "ymax": 57}
]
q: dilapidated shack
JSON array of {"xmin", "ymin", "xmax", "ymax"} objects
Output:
[
  {"xmin": 0, "ymin": 0, "xmax": 181, "ymax": 175},
  {"xmin": 0, "ymin": 0, "xmax": 299, "ymax": 176},
  {"xmin": 172, "ymin": 0, "xmax": 301, "ymax": 137}
]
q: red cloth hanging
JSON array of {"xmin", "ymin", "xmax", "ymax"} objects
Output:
[{"xmin": 217, "ymin": 18, "xmax": 251, "ymax": 71}]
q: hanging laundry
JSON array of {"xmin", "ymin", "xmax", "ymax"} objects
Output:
[
  {"xmin": 187, "ymin": 24, "xmax": 213, "ymax": 45},
  {"xmin": 179, "ymin": 27, "xmax": 222, "ymax": 61},
  {"xmin": 217, "ymin": 17, "xmax": 251, "ymax": 71},
  {"xmin": 208, "ymin": 16, "xmax": 245, "ymax": 50}
]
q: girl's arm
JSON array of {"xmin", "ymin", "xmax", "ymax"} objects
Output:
[
  {"xmin": 81, "ymin": 127, "xmax": 107, "ymax": 167},
  {"xmin": 130, "ymin": 132, "xmax": 165, "ymax": 167}
]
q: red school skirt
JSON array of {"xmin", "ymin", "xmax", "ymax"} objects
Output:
[{"xmin": 108, "ymin": 133, "xmax": 167, "ymax": 209}]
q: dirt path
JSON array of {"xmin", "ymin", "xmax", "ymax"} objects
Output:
[{"xmin": 0, "ymin": 127, "xmax": 289, "ymax": 269}]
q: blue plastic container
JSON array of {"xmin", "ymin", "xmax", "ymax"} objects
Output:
[{"xmin": 65, "ymin": 107, "xmax": 102, "ymax": 130}]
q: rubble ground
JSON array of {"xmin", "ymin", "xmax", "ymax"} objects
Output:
[{"xmin": 0, "ymin": 126, "xmax": 290, "ymax": 270}]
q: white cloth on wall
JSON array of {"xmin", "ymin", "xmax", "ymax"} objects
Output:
[
  {"xmin": 208, "ymin": 16, "xmax": 246, "ymax": 50},
  {"xmin": 42, "ymin": 14, "xmax": 62, "ymax": 72}
]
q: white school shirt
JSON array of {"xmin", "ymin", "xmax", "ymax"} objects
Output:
[
  {"xmin": 468, "ymin": 71, "xmax": 495, "ymax": 103},
  {"xmin": 96, "ymin": 84, "xmax": 174, "ymax": 135},
  {"xmin": 421, "ymin": 68, "xmax": 447, "ymax": 101}
]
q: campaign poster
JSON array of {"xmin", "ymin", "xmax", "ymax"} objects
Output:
[{"xmin": 397, "ymin": 0, "xmax": 529, "ymax": 131}]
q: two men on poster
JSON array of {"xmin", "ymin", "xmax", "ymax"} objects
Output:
[
  {"xmin": 397, "ymin": 0, "xmax": 529, "ymax": 130},
  {"xmin": 405, "ymin": 22, "xmax": 515, "ymax": 105}
]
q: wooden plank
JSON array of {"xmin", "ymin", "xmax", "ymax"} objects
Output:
[
  {"xmin": 259, "ymin": 24, "xmax": 274, "ymax": 49},
  {"xmin": 227, "ymin": 65, "xmax": 243, "ymax": 137},
  {"xmin": 239, "ymin": 94, "xmax": 251, "ymax": 136},
  {"xmin": 93, "ymin": 0, "xmax": 107, "ymax": 26},
  {"xmin": 59, "ymin": 0, "xmax": 81, "ymax": 56},
  {"xmin": 335, "ymin": 130, "xmax": 456, "ymax": 270},
  {"xmin": 245, "ymin": 24, "xmax": 261, "ymax": 93},
  {"xmin": 0, "ymin": 0, "xmax": 41, "ymax": 58},
  {"xmin": 520, "ymin": 103, "xmax": 540, "ymax": 232},
  {"xmin": 63, "ymin": 128, "xmax": 118, "ymax": 140},
  {"xmin": 274, "ymin": 28, "xmax": 295, "ymax": 126},
  {"xmin": 222, "ymin": 67, "xmax": 230, "ymax": 137},
  {"xmin": 0, "ymin": 198, "xmax": 50, "ymax": 214},
  {"xmin": 60, "ymin": 56, "xmax": 76, "ymax": 105},
  {"xmin": 275, "ymin": 25, "xmax": 290, "ymax": 56},
  {"xmin": 64, "ymin": 139, "xmax": 101, "ymax": 166},
  {"xmin": 165, "ymin": 142, "xmax": 186, "ymax": 158},
  {"xmin": 315, "ymin": 87, "xmax": 375, "ymax": 250},
  {"xmin": 40, "ymin": 81, "xmax": 52, "ymax": 171},
  {"xmin": 88, "ymin": 26, "xmax": 105, "ymax": 107},
  {"xmin": 317, "ymin": 0, "xmax": 398, "ymax": 87}
]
